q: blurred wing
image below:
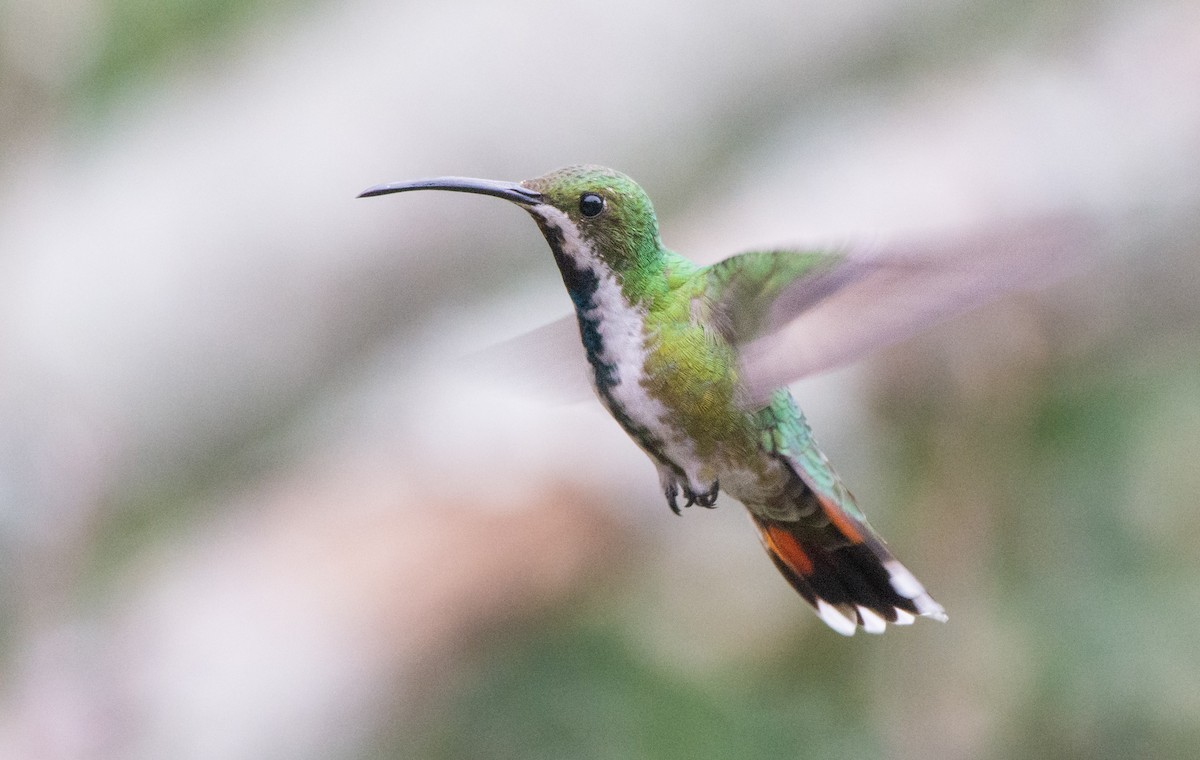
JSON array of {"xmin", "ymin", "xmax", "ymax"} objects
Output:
[
  {"xmin": 459, "ymin": 314, "xmax": 595, "ymax": 404},
  {"xmin": 736, "ymin": 216, "xmax": 1097, "ymax": 403},
  {"xmin": 703, "ymin": 249, "xmax": 863, "ymax": 344}
]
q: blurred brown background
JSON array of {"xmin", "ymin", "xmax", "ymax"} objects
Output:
[{"xmin": 1, "ymin": 1, "xmax": 1199, "ymax": 758}]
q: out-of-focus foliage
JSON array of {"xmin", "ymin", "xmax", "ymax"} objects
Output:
[
  {"xmin": 404, "ymin": 621, "xmax": 880, "ymax": 760},
  {"xmin": 1, "ymin": 0, "xmax": 293, "ymax": 143},
  {"xmin": 2, "ymin": 0, "xmax": 1198, "ymax": 759},
  {"xmin": 83, "ymin": 0, "xmax": 286, "ymax": 102}
]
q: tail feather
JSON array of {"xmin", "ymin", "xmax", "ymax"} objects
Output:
[
  {"xmin": 749, "ymin": 388, "xmax": 944, "ymax": 633},
  {"xmin": 753, "ymin": 513, "xmax": 946, "ymax": 636}
]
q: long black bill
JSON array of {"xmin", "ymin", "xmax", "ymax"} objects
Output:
[{"xmin": 357, "ymin": 177, "xmax": 543, "ymax": 205}]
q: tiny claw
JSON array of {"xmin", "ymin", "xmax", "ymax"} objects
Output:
[
  {"xmin": 679, "ymin": 480, "xmax": 720, "ymax": 509},
  {"xmin": 664, "ymin": 483, "xmax": 682, "ymax": 516},
  {"xmin": 694, "ymin": 480, "xmax": 720, "ymax": 508}
]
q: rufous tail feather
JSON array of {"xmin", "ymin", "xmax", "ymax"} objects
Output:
[{"xmin": 752, "ymin": 509, "xmax": 946, "ymax": 636}]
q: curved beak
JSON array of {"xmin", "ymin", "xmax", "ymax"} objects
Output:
[{"xmin": 357, "ymin": 176, "xmax": 543, "ymax": 205}]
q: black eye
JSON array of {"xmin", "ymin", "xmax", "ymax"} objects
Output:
[{"xmin": 579, "ymin": 193, "xmax": 605, "ymax": 217}]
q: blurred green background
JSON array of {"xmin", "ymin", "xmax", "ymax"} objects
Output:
[{"xmin": 2, "ymin": 1, "xmax": 1198, "ymax": 758}]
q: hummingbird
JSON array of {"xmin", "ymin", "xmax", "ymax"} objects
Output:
[{"xmin": 360, "ymin": 165, "xmax": 1081, "ymax": 635}]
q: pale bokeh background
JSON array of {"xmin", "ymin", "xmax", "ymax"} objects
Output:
[{"xmin": 1, "ymin": 1, "xmax": 1199, "ymax": 758}]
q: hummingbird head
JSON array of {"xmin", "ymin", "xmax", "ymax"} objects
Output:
[
  {"xmin": 359, "ymin": 165, "xmax": 664, "ymax": 290},
  {"xmin": 518, "ymin": 165, "xmax": 661, "ymax": 273}
]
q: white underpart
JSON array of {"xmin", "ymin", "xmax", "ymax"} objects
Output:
[{"xmin": 531, "ymin": 206, "xmax": 705, "ymax": 490}]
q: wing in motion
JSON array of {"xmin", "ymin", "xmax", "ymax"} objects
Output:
[{"xmin": 726, "ymin": 216, "xmax": 1097, "ymax": 402}]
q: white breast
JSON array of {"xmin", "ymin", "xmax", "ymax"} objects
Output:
[{"xmin": 532, "ymin": 205, "xmax": 708, "ymax": 491}]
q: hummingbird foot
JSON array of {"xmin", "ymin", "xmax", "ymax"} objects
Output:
[
  {"xmin": 664, "ymin": 482, "xmax": 682, "ymax": 516},
  {"xmin": 683, "ymin": 480, "xmax": 720, "ymax": 509},
  {"xmin": 660, "ymin": 475, "xmax": 719, "ymax": 515},
  {"xmin": 698, "ymin": 480, "xmax": 720, "ymax": 507}
]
